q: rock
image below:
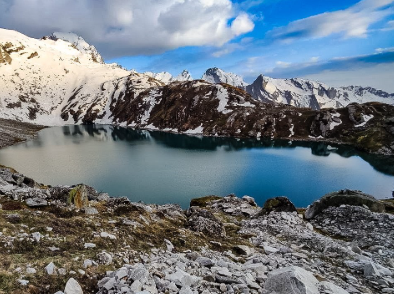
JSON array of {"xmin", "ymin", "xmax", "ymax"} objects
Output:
[
  {"xmin": 58, "ymin": 268, "xmax": 67, "ymax": 276},
  {"xmin": 242, "ymin": 196, "xmax": 257, "ymax": 207},
  {"xmin": 97, "ymin": 193, "xmax": 110, "ymax": 201},
  {"xmin": 31, "ymin": 232, "xmax": 42, "ymax": 242},
  {"xmin": 263, "ymin": 245, "xmax": 279, "ymax": 255},
  {"xmin": 84, "ymin": 207, "xmax": 98, "ymax": 215},
  {"xmin": 45, "ymin": 262, "xmax": 56, "ymax": 275},
  {"xmin": 196, "ymin": 257, "xmax": 215, "ymax": 267},
  {"xmin": 186, "ymin": 207, "xmax": 226, "ymax": 237},
  {"xmin": 165, "ymin": 239, "xmax": 174, "ymax": 252},
  {"xmin": 26, "ymin": 267, "xmax": 36, "ymax": 274},
  {"xmin": 84, "ymin": 243, "xmax": 96, "ymax": 249},
  {"xmin": 264, "ymin": 266, "xmax": 319, "ymax": 294},
  {"xmin": 319, "ymin": 281, "xmax": 349, "ymax": 294},
  {"xmin": 26, "ymin": 197, "xmax": 48, "ymax": 207},
  {"xmin": 64, "ymin": 278, "xmax": 83, "ymax": 294},
  {"xmin": 258, "ymin": 197, "xmax": 296, "ymax": 215},
  {"xmin": 305, "ymin": 190, "xmax": 385, "ymax": 219},
  {"xmin": 233, "ymin": 245, "xmax": 254, "ymax": 256},
  {"xmin": 129, "ymin": 266, "xmax": 148, "ymax": 281},
  {"xmin": 364, "ymin": 261, "xmax": 392, "ymax": 277},
  {"xmin": 83, "ymin": 259, "xmax": 95, "ymax": 269},
  {"xmin": 97, "ymin": 251, "xmax": 113, "ymax": 265},
  {"xmin": 18, "ymin": 279, "xmax": 29, "ymax": 286},
  {"xmin": 68, "ymin": 185, "xmax": 89, "ymax": 209},
  {"xmin": 100, "ymin": 232, "xmax": 116, "ymax": 239},
  {"xmin": 165, "ymin": 269, "xmax": 199, "ymax": 288}
]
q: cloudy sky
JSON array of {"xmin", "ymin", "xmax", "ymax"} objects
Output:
[{"xmin": 1, "ymin": 0, "xmax": 394, "ymax": 91}]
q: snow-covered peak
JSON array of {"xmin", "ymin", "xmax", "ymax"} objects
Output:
[
  {"xmin": 144, "ymin": 71, "xmax": 173, "ymax": 84},
  {"xmin": 46, "ymin": 32, "xmax": 104, "ymax": 64},
  {"xmin": 175, "ymin": 70, "xmax": 193, "ymax": 82},
  {"xmin": 144, "ymin": 70, "xmax": 193, "ymax": 84},
  {"xmin": 202, "ymin": 67, "xmax": 248, "ymax": 88}
]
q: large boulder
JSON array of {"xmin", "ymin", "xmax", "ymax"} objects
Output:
[
  {"xmin": 264, "ymin": 266, "xmax": 349, "ymax": 294},
  {"xmin": 264, "ymin": 266, "xmax": 319, "ymax": 294},
  {"xmin": 305, "ymin": 190, "xmax": 385, "ymax": 219},
  {"xmin": 64, "ymin": 278, "xmax": 83, "ymax": 294},
  {"xmin": 257, "ymin": 197, "xmax": 296, "ymax": 216}
]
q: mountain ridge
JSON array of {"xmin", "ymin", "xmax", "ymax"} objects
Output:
[{"xmin": 0, "ymin": 28, "xmax": 393, "ymax": 155}]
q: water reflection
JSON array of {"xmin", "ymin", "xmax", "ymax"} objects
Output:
[
  {"xmin": 59, "ymin": 125, "xmax": 394, "ymax": 176},
  {"xmin": 1, "ymin": 124, "xmax": 393, "ymax": 208}
]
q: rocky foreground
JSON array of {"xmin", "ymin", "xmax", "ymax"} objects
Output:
[{"xmin": 0, "ymin": 166, "xmax": 394, "ymax": 294}]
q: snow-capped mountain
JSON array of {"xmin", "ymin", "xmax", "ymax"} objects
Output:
[
  {"xmin": 200, "ymin": 68, "xmax": 394, "ymax": 110},
  {"xmin": 144, "ymin": 70, "xmax": 193, "ymax": 84},
  {"xmin": 245, "ymin": 75, "xmax": 394, "ymax": 110},
  {"xmin": 175, "ymin": 70, "xmax": 193, "ymax": 82},
  {"xmin": 1, "ymin": 29, "xmax": 393, "ymax": 155},
  {"xmin": 0, "ymin": 28, "xmax": 161, "ymax": 125},
  {"xmin": 43, "ymin": 32, "xmax": 104, "ymax": 64},
  {"xmin": 202, "ymin": 67, "xmax": 248, "ymax": 88}
]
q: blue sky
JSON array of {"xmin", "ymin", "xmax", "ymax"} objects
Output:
[
  {"xmin": 1, "ymin": 0, "xmax": 393, "ymax": 91},
  {"xmin": 108, "ymin": 0, "xmax": 394, "ymax": 90}
]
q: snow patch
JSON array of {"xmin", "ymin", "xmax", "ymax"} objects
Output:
[
  {"xmin": 216, "ymin": 85, "xmax": 232, "ymax": 114},
  {"xmin": 329, "ymin": 112, "xmax": 342, "ymax": 130},
  {"xmin": 356, "ymin": 114, "xmax": 374, "ymax": 127},
  {"xmin": 184, "ymin": 124, "xmax": 204, "ymax": 135}
]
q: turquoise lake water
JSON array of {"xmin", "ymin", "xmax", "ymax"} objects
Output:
[{"xmin": 0, "ymin": 125, "xmax": 393, "ymax": 208}]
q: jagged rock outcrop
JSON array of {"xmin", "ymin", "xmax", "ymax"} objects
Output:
[{"xmin": 258, "ymin": 197, "xmax": 297, "ymax": 216}]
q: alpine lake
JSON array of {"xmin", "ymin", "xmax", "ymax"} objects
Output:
[{"xmin": 0, "ymin": 124, "xmax": 393, "ymax": 209}]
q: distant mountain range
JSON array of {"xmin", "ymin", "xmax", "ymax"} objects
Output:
[
  {"xmin": 147, "ymin": 67, "xmax": 394, "ymax": 110},
  {"xmin": 1, "ymin": 28, "xmax": 393, "ymax": 154}
]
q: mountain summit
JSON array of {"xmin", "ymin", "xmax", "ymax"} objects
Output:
[
  {"xmin": 202, "ymin": 67, "xmax": 248, "ymax": 88},
  {"xmin": 44, "ymin": 32, "xmax": 104, "ymax": 64}
]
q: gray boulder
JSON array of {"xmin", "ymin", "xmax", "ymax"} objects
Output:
[
  {"xmin": 319, "ymin": 281, "xmax": 349, "ymax": 294},
  {"xmin": 305, "ymin": 190, "xmax": 385, "ymax": 219},
  {"xmin": 26, "ymin": 197, "xmax": 48, "ymax": 207},
  {"xmin": 64, "ymin": 278, "xmax": 83, "ymax": 294},
  {"xmin": 264, "ymin": 266, "xmax": 319, "ymax": 294}
]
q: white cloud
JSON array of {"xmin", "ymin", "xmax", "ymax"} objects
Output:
[
  {"xmin": 231, "ymin": 13, "xmax": 255, "ymax": 36},
  {"xmin": 0, "ymin": 0, "xmax": 255, "ymax": 58},
  {"xmin": 375, "ymin": 47, "xmax": 394, "ymax": 53},
  {"xmin": 267, "ymin": 0, "xmax": 394, "ymax": 41},
  {"xmin": 276, "ymin": 61, "xmax": 291, "ymax": 68}
]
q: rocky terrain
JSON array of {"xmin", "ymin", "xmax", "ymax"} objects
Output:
[
  {"xmin": 0, "ymin": 163, "xmax": 394, "ymax": 293},
  {"xmin": 0, "ymin": 119, "xmax": 44, "ymax": 148}
]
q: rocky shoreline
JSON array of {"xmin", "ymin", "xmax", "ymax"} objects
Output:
[
  {"xmin": 0, "ymin": 119, "xmax": 45, "ymax": 149},
  {"xmin": 0, "ymin": 163, "xmax": 394, "ymax": 294}
]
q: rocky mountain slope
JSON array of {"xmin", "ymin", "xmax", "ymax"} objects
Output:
[
  {"xmin": 0, "ymin": 165, "xmax": 394, "ymax": 293},
  {"xmin": 1, "ymin": 29, "xmax": 394, "ymax": 155}
]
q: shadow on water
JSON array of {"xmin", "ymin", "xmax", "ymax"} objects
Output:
[{"xmin": 61, "ymin": 125, "xmax": 394, "ymax": 176}]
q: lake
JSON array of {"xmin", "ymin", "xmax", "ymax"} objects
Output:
[{"xmin": 0, "ymin": 124, "xmax": 393, "ymax": 208}]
